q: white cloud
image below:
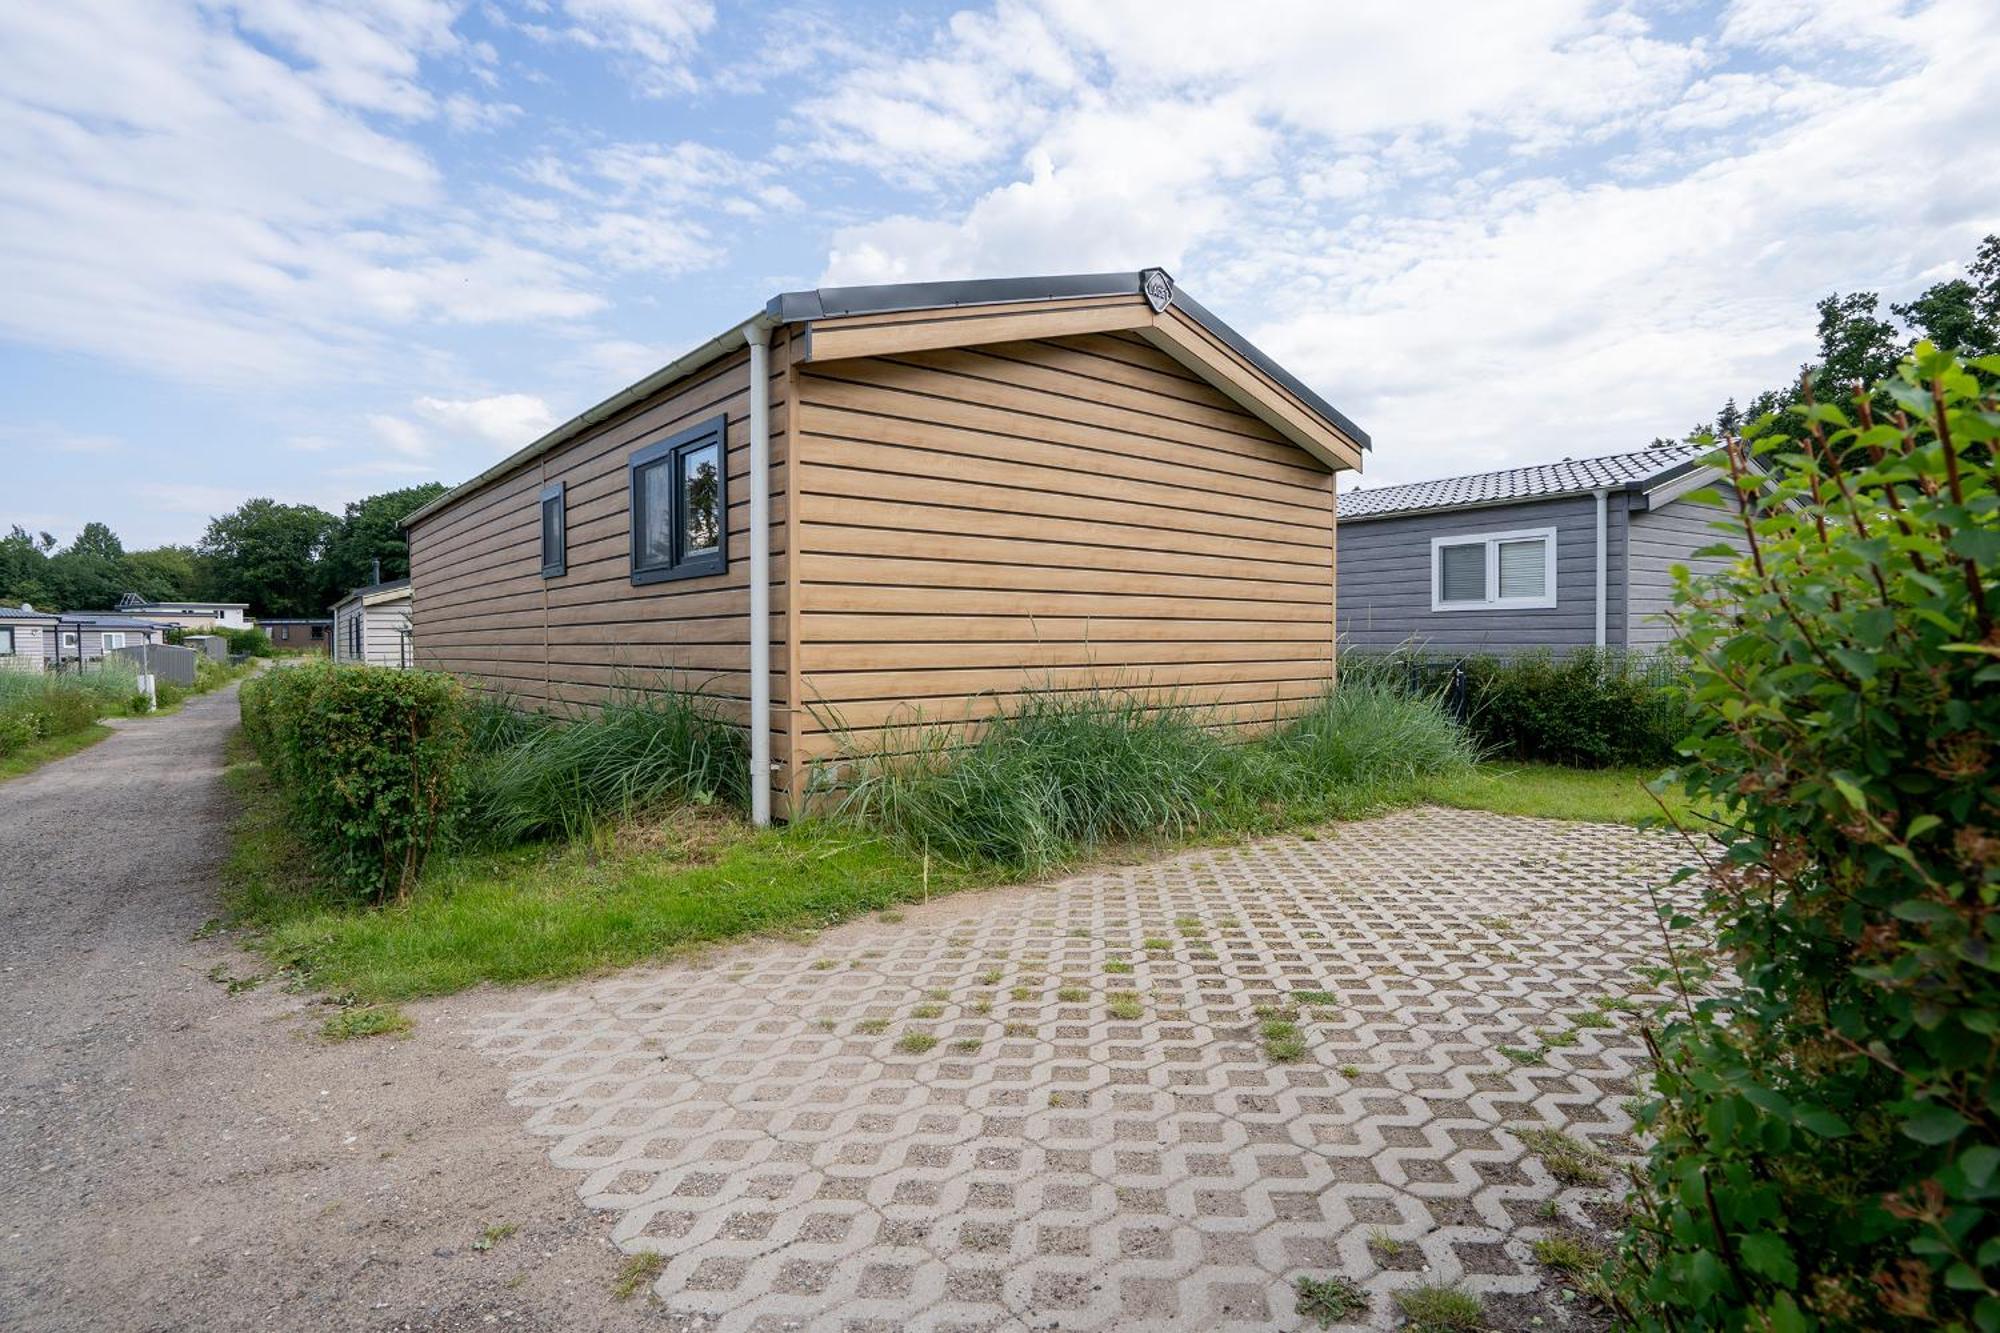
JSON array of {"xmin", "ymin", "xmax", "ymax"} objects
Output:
[
  {"xmin": 414, "ymin": 392, "xmax": 555, "ymax": 444},
  {"xmin": 550, "ymin": 0, "xmax": 715, "ymax": 95},
  {"xmin": 0, "ymin": 1, "xmax": 602, "ymax": 384},
  {"xmin": 815, "ymin": 0, "xmax": 2000, "ymax": 488},
  {"xmin": 442, "ymin": 91, "xmax": 523, "ymax": 130},
  {"xmin": 368, "ymin": 413, "xmax": 432, "ymax": 456}
]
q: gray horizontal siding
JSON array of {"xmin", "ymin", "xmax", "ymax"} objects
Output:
[
  {"xmin": 1337, "ymin": 493, "xmax": 1628, "ymax": 655},
  {"xmin": 1626, "ymin": 491, "xmax": 1749, "ymax": 649}
]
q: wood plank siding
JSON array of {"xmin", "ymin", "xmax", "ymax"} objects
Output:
[
  {"xmin": 406, "ymin": 333, "xmax": 797, "ymax": 813},
  {"xmin": 789, "ymin": 329, "xmax": 1338, "ymax": 793}
]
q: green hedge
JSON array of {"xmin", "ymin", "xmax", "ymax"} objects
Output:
[
  {"xmin": 223, "ymin": 626, "xmax": 274, "ymax": 657},
  {"xmin": 241, "ymin": 661, "xmax": 467, "ymax": 901},
  {"xmin": 1463, "ymin": 648, "xmax": 1692, "ymax": 767}
]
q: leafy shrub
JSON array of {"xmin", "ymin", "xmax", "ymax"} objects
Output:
[
  {"xmin": 1462, "ymin": 648, "xmax": 1692, "ymax": 767},
  {"xmin": 240, "ymin": 661, "xmax": 467, "ymax": 901},
  {"xmin": 463, "ymin": 687, "xmax": 745, "ymax": 845},
  {"xmin": 1613, "ymin": 347, "xmax": 1999, "ymax": 1327},
  {"xmin": 222, "ymin": 626, "xmax": 273, "ymax": 657},
  {"xmin": 835, "ymin": 680, "xmax": 1478, "ymax": 871},
  {"xmin": 0, "ymin": 711, "xmax": 41, "ymax": 755}
]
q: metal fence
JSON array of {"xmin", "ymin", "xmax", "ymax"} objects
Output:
[{"xmin": 108, "ymin": 642, "xmax": 198, "ymax": 687}]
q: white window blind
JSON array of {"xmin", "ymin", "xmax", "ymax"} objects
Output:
[{"xmin": 1497, "ymin": 538, "xmax": 1548, "ymax": 599}]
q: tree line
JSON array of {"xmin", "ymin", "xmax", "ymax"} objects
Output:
[
  {"xmin": 0, "ymin": 482, "xmax": 446, "ymax": 617},
  {"xmin": 1657, "ymin": 232, "xmax": 1998, "ymax": 446}
]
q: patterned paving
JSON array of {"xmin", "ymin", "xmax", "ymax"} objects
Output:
[{"xmin": 469, "ymin": 807, "xmax": 1694, "ymax": 1331}]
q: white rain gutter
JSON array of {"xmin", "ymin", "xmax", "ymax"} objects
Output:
[
  {"xmin": 1593, "ymin": 488, "xmax": 1609, "ymax": 648},
  {"xmin": 744, "ymin": 319, "xmax": 776, "ymax": 826}
]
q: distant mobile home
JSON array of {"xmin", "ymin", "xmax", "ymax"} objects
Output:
[
  {"xmin": 402, "ymin": 268, "xmax": 1370, "ymax": 820},
  {"xmin": 260, "ymin": 618, "xmax": 331, "ymax": 653},
  {"xmin": 1, "ymin": 606, "xmax": 57, "ymax": 673},
  {"xmin": 44, "ymin": 613, "xmax": 168, "ymax": 669},
  {"xmin": 331, "ymin": 580, "xmax": 412, "ymax": 668},
  {"xmin": 113, "ymin": 593, "xmax": 251, "ymax": 630},
  {"xmin": 1335, "ymin": 445, "xmax": 1749, "ymax": 656}
]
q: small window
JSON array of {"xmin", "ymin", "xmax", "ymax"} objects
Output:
[
  {"xmin": 1431, "ymin": 528, "xmax": 1557, "ymax": 611},
  {"xmin": 310, "ymin": 624, "xmax": 325, "ymax": 641},
  {"xmin": 0, "ymin": 627, "xmax": 13, "ymax": 655},
  {"xmin": 540, "ymin": 481, "xmax": 566, "ymax": 577},
  {"xmin": 348, "ymin": 615, "xmax": 362, "ymax": 659},
  {"xmin": 102, "ymin": 632, "xmax": 126, "ymax": 651},
  {"xmin": 629, "ymin": 415, "xmax": 728, "ymax": 585},
  {"xmin": 62, "ymin": 631, "xmax": 78, "ymax": 649}
]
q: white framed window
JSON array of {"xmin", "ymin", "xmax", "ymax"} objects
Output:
[
  {"xmin": 101, "ymin": 632, "xmax": 127, "ymax": 651},
  {"xmin": 0, "ymin": 627, "xmax": 13, "ymax": 655},
  {"xmin": 62, "ymin": 631, "xmax": 78, "ymax": 649},
  {"xmin": 1430, "ymin": 527, "xmax": 1558, "ymax": 611}
]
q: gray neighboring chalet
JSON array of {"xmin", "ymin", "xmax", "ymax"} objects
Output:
[{"xmin": 1336, "ymin": 444, "xmax": 1749, "ymax": 656}]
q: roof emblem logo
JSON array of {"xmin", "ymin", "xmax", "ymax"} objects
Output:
[{"xmin": 1140, "ymin": 268, "xmax": 1174, "ymax": 313}]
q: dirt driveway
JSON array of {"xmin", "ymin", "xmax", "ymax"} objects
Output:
[{"xmin": 0, "ymin": 684, "xmax": 657, "ymax": 1333}]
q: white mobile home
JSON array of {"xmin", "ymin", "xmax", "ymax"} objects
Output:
[
  {"xmin": 1, "ymin": 606, "xmax": 57, "ymax": 673},
  {"xmin": 331, "ymin": 579, "xmax": 413, "ymax": 668}
]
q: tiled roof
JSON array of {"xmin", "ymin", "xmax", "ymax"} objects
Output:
[{"xmin": 1338, "ymin": 444, "xmax": 1712, "ymax": 520}]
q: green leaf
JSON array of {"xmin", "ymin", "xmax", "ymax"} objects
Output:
[
  {"xmin": 1739, "ymin": 1231, "xmax": 1799, "ymax": 1286},
  {"xmin": 1795, "ymin": 1107, "xmax": 1851, "ymax": 1139},
  {"xmin": 1905, "ymin": 813, "xmax": 1943, "ymax": 840},
  {"xmin": 1903, "ymin": 1104, "xmax": 1971, "ymax": 1145},
  {"xmin": 1830, "ymin": 774, "xmax": 1868, "ymax": 811}
]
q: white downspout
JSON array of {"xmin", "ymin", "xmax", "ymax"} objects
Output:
[
  {"xmin": 1593, "ymin": 488, "xmax": 1609, "ymax": 649},
  {"xmin": 744, "ymin": 321, "xmax": 774, "ymax": 827}
]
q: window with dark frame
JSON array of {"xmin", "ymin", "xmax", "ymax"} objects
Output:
[
  {"xmin": 539, "ymin": 481, "xmax": 566, "ymax": 577},
  {"xmin": 629, "ymin": 415, "xmax": 728, "ymax": 585}
]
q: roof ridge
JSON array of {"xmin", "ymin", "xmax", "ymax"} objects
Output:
[{"xmin": 1347, "ymin": 441, "xmax": 1706, "ymax": 498}]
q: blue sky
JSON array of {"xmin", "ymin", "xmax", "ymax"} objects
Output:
[{"xmin": 2, "ymin": 0, "xmax": 1994, "ymax": 547}]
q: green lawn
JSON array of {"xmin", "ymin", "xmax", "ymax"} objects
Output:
[
  {"xmin": 0, "ymin": 723, "xmax": 114, "ymax": 782},
  {"xmin": 1427, "ymin": 762, "xmax": 1702, "ymax": 828},
  {"xmin": 224, "ymin": 736, "xmax": 992, "ymax": 1000},
  {"xmin": 222, "ymin": 737, "xmax": 1702, "ymax": 1003}
]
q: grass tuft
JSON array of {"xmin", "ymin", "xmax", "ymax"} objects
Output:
[
  {"xmin": 1261, "ymin": 1017, "xmax": 1308, "ymax": 1063},
  {"xmin": 1514, "ymin": 1125, "xmax": 1610, "ymax": 1186},
  {"xmin": 319, "ymin": 1005, "xmax": 411, "ymax": 1041},
  {"xmin": 610, "ymin": 1251, "xmax": 664, "ymax": 1300},
  {"xmin": 894, "ymin": 1030, "xmax": 939, "ymax": 1054},
  {"xmin": 1533, "ymin": 1232, "xmax": 1607, "ymax": 1274},
  {"xmin": 1294, "ymin": 1274, "xmax": 1369, "ymax": 1326},
  {"xmin": 1394, "ymin": 1282, "xmax": 1484, "ymax": 1332}
]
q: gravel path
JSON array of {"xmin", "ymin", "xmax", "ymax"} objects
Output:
[{"xmin": 0, "ymin": 683, "xmax": 657, "ymax": 1333}]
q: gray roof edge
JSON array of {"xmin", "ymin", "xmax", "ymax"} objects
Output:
[
  {"xmin": 765, "ymin": 270, "xmax": 1143, "ymax": 322},
  {"xmin": 1165, "ymin": 291, "xmax": 1370, "ymax": 451},
  {"xmin": 1338, "ymin": 446, "xmax": 1715, "ymax": 521},
  {"xmin": 409, "ymin": 269, "xmax": 1368, "ymax": 527}
]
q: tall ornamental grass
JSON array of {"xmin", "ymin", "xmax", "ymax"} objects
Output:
[
  {"xmin": 462, "ymin": 687, "xmax": 747, "ymax": 845},
  {"xmin": 835, "ymin": 678, "xmax": 1478, "ymax": 871},
  {"xmin": 0, "ymin": 660, "xmax": 141, "ymax": 756}
]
